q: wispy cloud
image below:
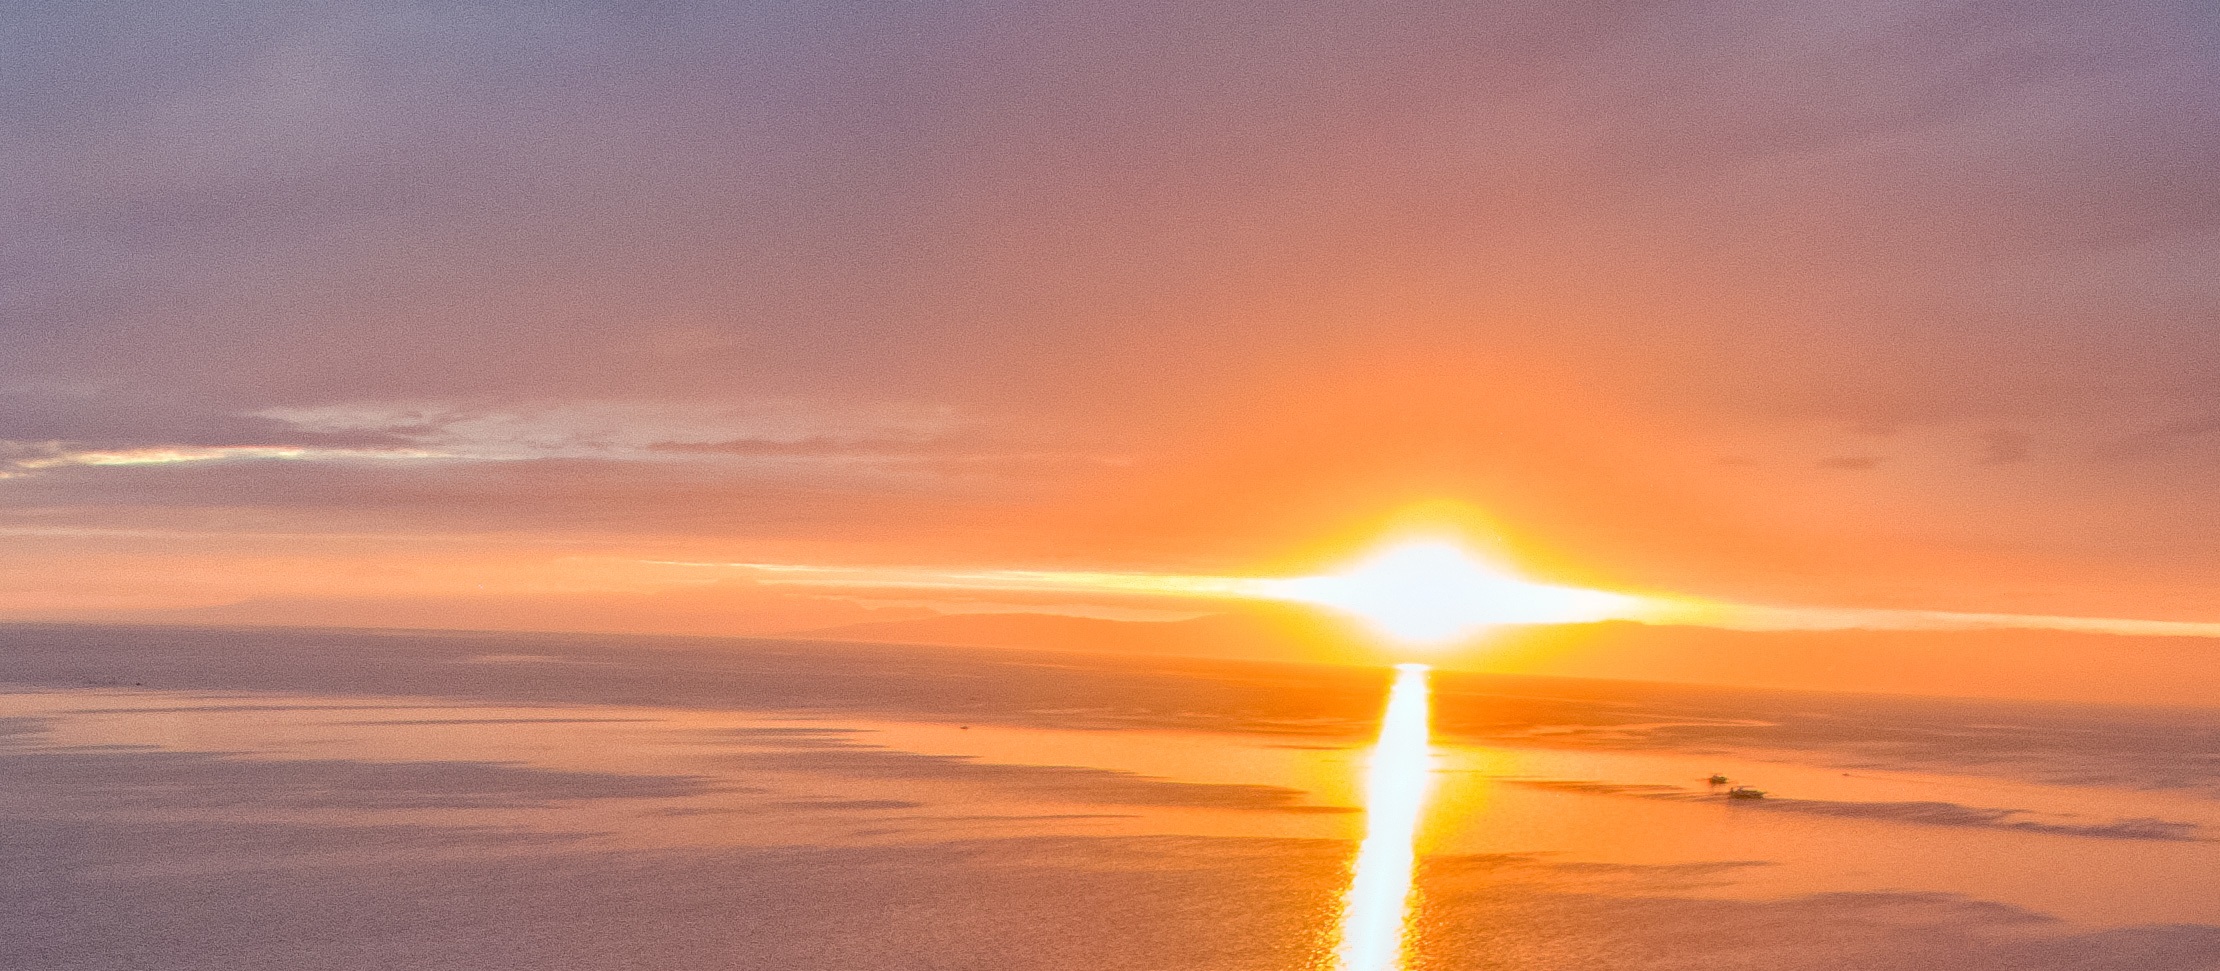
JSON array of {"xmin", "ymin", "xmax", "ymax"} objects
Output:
[
  {"xmin": 0, "ymin": 400, "xmax": 978, "ymax": 480},
  {"xmin": 643, "ymin": 560, "xmax": 1262, "ymax": 600},
  {"xmin": 2108, "ymin": 416, "xmax": 2220, "ymax": 459},
  {"xmin": 645, "ymin": 556, "xmax": 2220, "ymax": 641},
  {"xmin": 1, "ymin": 443, "xmax": 452, "ymax": 477},
  {"xmin": 254, "ymin": 400, "xmax": 962, "ymax": 463},
  {"xmin": 1661, "ymin": 603, "xmax": 2220, "ymax": 639}
]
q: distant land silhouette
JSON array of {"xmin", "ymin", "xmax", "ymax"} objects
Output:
[{"xmin": 794, "ymin": 611, "xmax": 2220, "ymax": 708}]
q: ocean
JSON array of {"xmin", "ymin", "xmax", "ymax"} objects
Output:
[{"xmin": 4, "ymin": 623, "xmax": 2217, "ymax": 970}]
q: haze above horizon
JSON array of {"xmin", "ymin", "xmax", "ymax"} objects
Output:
[{"xmin": 4, "ymin": 0, "xmax": 2218, "ymax": 705}]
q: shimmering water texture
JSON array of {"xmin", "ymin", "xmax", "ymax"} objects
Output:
[
  {"xmin": 7, "ymin": 624, "xmax": 2220, "ymax": 970},
  {"xmin": 1335, "ymin": 664, "xmax": 1432, "ymax": 971}
]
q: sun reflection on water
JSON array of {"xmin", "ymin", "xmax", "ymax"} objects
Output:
[{"xmin": 1334, "ymin": 663, "xmax": 1434, "ymax": 971}]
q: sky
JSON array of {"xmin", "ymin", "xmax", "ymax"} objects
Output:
[{"xmin": 4, "ymin": 0, "xmax": 2219, "ymax": 692}]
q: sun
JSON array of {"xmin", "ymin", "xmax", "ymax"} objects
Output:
[{"xmin": 1257, "ymin": 538, "xmax": 1647, "ymax": 648}]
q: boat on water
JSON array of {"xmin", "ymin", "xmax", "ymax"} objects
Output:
[
  {"xmin": 1707, "ymin": 774, "xmax": 1729, "ymax": 785},
  {"xmin": 1727, "ymin": 786, "xmax": 1767, "ymax": 799}
]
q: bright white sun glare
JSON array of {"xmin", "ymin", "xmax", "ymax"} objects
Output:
[
  {"xmin": 1333, "ymin": 662, "xmax": 1433, "ymax": 971},
  {"xmin": 1258, "ymin": 539, "xmax": 1646, "ymax": 648}
]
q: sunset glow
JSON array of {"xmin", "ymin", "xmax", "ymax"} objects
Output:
[
  {"xmin": 643, "ymin": 536, "xmax": 1671, "ymax": 650},
  {"xmin": 644, "ymin": 535, "xmax": 2220, "ymax": 657},
  {"xmin": 9, "ymin": 1, "xmax": 2220, "ymax": 967},
  {"xmin": 1254, "ymin": 539, "xmax": 1652, "ymax": 647}
]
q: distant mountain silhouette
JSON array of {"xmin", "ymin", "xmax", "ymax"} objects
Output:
[
  {"xmin": 789, "ymin": 610, "xmax": 2220, "ymax": 707},
  {"xmin": 789, "ymin": 608, "xmax": 1369, "ymax": 665}
]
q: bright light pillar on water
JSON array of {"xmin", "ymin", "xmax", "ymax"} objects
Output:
[{"xmin": 1335, "ymin": 662, "xmax": 1434, "ymax": 971}]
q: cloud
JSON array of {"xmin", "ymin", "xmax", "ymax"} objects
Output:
[
  {"xmin": 640, "ymin": 552, "xmax": 2220, "ymax": 641},
  {"xmin": 2, "ymin": 0, "xmax": 2219, "ymax": 617},
  {"xmin": 2, "ymin": 443, "xmax": 451, "ymax": 476},
  {"xmin": 1816, "ymin": 455, "xmax": 1884, "ymax": 470},
  {"xmin": 1675, "ymin": 602, "xmax": 2220, "ymax": 639},
  {"xmin": 0, "ymin": 399, "xmax": 1007, "ymax": 485},
  {"xmin": 1978, "ymin": 428, "xmax": 2032, "ymax": 465},
  {"xmin": 255, "ymin": 400, "xmax": 962, "ymax": 462},
  {"xmin": 2109, "ymin": 416, "xmax": 2220, "ymax": 459}
]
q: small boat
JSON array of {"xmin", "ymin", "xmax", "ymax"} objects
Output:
[
  {"xmin": 1727, "ymin": 786, "xmax": 1766, "ymax": 799},
  {"xmin": 1707, "ymin": 774, "xmax": 1729, "ymax": 785}
]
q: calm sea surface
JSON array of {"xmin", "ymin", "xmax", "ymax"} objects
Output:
[{"xmin": 4, "ymin": 623, "xmax": 2219, "ymax": 969}]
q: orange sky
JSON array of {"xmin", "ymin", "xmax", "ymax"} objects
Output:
[{"xmin": 5, "ymin": 0, "xmax": 2219, "ymax": 702}]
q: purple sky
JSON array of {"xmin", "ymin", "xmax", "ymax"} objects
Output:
[{"xmin": 4, "ymin": 0, "xmax": 2218, "ymax": 637}]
